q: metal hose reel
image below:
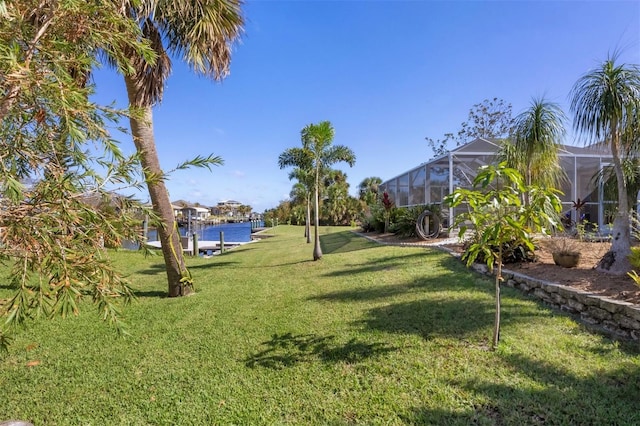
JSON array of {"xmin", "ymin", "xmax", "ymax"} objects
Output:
[{"xmin": 415, "ymin": 209, "xmax": 442, "ymax": 240}]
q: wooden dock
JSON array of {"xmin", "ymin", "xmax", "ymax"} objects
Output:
[
  {"xmin": 250, "ymin": 227, "xmax": 274, "ymax": 240},
  {"xmin": 145, "ymin": 239, "xmax": 251, "ymax": 255}
]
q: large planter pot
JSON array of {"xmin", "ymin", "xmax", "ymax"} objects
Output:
[{"xmin": 552, "ymin": 252, "xmax": 581, "ymax": 268}]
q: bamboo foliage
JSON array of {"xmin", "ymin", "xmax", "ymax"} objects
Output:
[{"xmin": 0, "ymin": 0, "xmax": 158, "ymax": 350}]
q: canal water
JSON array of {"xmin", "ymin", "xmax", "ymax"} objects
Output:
[{"xmin": 148, "ymin": 221, "xmax": 261, "ymax": 243}]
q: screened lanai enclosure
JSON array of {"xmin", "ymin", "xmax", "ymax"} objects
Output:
[{"xmin": 379, "ymin": 138, "xmax": 616, "ymax": 234}]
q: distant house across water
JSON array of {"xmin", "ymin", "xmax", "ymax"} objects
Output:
[
  {"xmin": 171, "ymin": 200, "xmax": 211, "ymax": 223},
  {"xmin": 169, "ymin": 199, "xmax": 253, "ymax": 223},
  {"xmin": 210, "ymin": 200, "xmax": 243, "ymax": 217}
]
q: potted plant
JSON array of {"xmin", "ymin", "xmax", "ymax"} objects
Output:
[{"xmin": 544, "ymin": 235, "xmax": 581, "ymax": 268}]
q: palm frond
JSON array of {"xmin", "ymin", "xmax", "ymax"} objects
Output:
[
  {"xmin": 154, "ymin": 0, "xmax": 244, "ymax": 80},
  {"xmin": 323, "ymin": 145, "xmax": 356, "ymax": 167},
  {"xmin": 278, "ymin": 148, "xmax": 313, "ymax": 170},
  {"xmin": 570, "ymin": 53, "xmax": 640, "ymax": 143},
  {"xmin": 500, "ymin": 97, "xmax": 567, "ymax": 188},
  {"xmin": 174, "ymin": 154, "xmax": 224, "ymax": 171},
  {"xmin": 126, "ymin": 18, "xmax": 172, "ymax": 106}
]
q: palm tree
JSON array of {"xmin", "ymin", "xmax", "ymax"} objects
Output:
[
  {"xmin": 501, "ymin": 97, "xmax": 567, "ymax": 190},
  {"xmin": 288, "ymin": 168, "xmax": 314, "ymax": 243},
  {"xmin": 303, "ymin": 122, "xmax": 355, "ymax": 259},
  {"xmin": 289, "ymin": 180, "xmax": 308, "ymax": 229},
  {"xmin": 280, "ymin": 121, "xmax": 355, "ymax": 260},
  {"xmin": 570, "ymin": 54, "xmax": 640, "ymax": 274},
  {"xmin": 121, "ymin": 0, "xmax": 244, "ymax": 296},
  {"xmin": 592, "ymin": 157, "xmax": 640, "ymax": 219},
  {"xmin": 345, "ymin": 195, "xmax": 363, "ymax": 225},
  {"xmin": 323, "ymin": 169, "xmax": 350, "ymax": 225},
  {"xmin": 237, "ymin": 205, "xmax": 252, "ymax": 220},
  {"xmin": 358, "ymin": 176, "xmax": 382, "ymax": 206}
]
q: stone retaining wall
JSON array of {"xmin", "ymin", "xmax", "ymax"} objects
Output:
[{"xmin": 469, "ymin": 262, "xmax": 640, "ymax": 341}]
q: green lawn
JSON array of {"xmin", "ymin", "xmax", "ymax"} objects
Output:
[{"xmin": 1, "ymin": 225, "xmax": 639, "ymax": 425}]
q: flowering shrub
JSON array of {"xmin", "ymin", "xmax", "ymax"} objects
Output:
[{"xmin": 381, "ymin": 191, "xmax": 394, "ymax": 233}]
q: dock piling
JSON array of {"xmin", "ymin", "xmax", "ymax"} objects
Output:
[{"xmin": 192, "ymin": 233, "xmax": 198, "ymax": 257}]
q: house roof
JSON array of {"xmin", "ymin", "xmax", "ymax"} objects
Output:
[
  {"xmin": 450, "ymin": 137, "xmax": 611, "ymax": 157},
  {"xmin": 180, "ymin": 206, "xmax": 209, "ymax": 213},
  {"xmin": 383, "ymin": 137, "xmax": 613, "ymax": 184}
]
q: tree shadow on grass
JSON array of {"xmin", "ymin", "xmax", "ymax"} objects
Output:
[
  {"xmin": 136, "ymin": 263, "xmax": 167, "ymax": 276},
  {"xmin": 222, "ymin": 246, "xmax": 259, "ymax": 255},
  {"xmin": 227, "ymin": 260, "xmax": 315, "ymax": 269},
  {"xmin": 187, "ymin": 260, "xmax": 241, "ymax": 270},
  {"xmin": 361, "ymin": 295, "xmax": 554, "ymax": 342},
  {"xmin": 319, "ymin": 271, "xmax": 550, "ymax": 342},
  {"xmin": 402, "ymin": 352, "xmax": 640, "ymax": 424},
  {"xmin": 311, "ymin": 256, "xmax": 488, "ymax": 304},
  {"xmin": 322, "ymin": 250, "xmax": 461, "ymax": 278},
  {"xmin": 319, "ymin": 230, "xmax": 380, "ymax": 255},
  {"xmin": 244, "ymin": 332, "xmax": 396, "ymax": 369},
  {"xmin": 401, "ymin": 405, "xmax": 504, "ymax": 425},
  {"xmin": 132, "ymin": 289, "xmax": 167, "ymax": 298},
  {"xmin": 309, "ymin": 274, "xmax": 466, "ymax": 304},
  {"xmin": 358, "ymin": 297, "xmax": 497, "ymax": 341},
  {"xmin": 583, "ymin": 331, "xmax": 640, "ymax": 357}
]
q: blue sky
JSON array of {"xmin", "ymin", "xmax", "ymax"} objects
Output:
[{"xmin": 92, "ymin": 0, "xmax": 640, "ymax": 213}]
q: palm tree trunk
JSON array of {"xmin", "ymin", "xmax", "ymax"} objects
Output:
[
  {"xmin": 598, "ymin": 131, "xmax": 632, "ymax": 274},
  {"xmin": 305, "ymin": 196, "xmax": 311, "ymax": 244},
  {"xmin": 124, "ymin": 75, "xmax": 191, "ymax": 297},
  {"xmin": 493, "ymin": 251, "xmax": 502, "ymax": 350},
  {"xmin": 524, "ymin": 165, "xmax": 532, "ymax": 207},
  {"xmin": 313, "ymin": 176, "xmax": 322, "ymax": 260}
]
